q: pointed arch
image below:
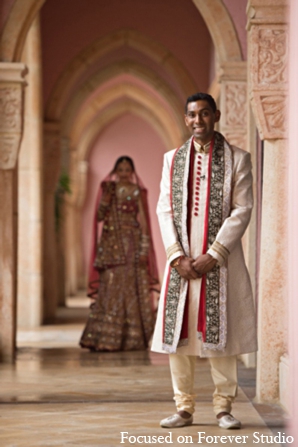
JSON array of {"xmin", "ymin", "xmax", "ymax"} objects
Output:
[
  {"xmin": 76, "ymin": 99, "xmax": 178, "ymax": 163},
  {"xmin": 1, "ymin": 1, "xmax": 242, "ymax": 65},
  {"xmin": 45, "ymin": 29, "xmax": 198, "ymax": 120},
  {"xmin": 68, "ymin": 81, "xmax": 184, "ymax": 154},
  {"xmin": 60, "ymin": 60, "xmax": 188, "ymax": 146}
]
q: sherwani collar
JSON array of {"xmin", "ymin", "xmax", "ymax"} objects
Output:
[{"xmin": 193, "ymin": 140, "xmax": 211, "ymax": 154}]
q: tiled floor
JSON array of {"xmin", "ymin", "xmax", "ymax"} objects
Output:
[{"xmin": 0, "ymin": 299, "xmax": 286, "ymax": 447}]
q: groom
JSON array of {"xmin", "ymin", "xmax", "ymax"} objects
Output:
[{"xmin": 151, "ymin": 92, "xmax": 257, "ymax": 429}]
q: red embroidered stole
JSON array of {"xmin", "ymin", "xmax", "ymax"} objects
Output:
[
  {"xmin": 179, "ymin": 140, "xmax": 195, "ymax": 339},
  {"xmin": 179, "ymin": 138, "xmax": 215, "ymax": 342},
  {"xmin": 198, "ymin": 138, "xmax": 214, "ymax": 341}
]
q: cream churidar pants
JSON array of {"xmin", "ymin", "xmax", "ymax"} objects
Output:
[{"xmin": 169, "ymin": 354, "xmax": 238, "ymax": 415}]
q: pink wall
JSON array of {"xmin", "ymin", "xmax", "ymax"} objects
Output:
[
  {"xmin": 81, "ymin": 112, "xmax": 169, "ymax": 280},
  {"xmin": 288, "ymin": 0, "xmax": 298, "ymax": 440}
]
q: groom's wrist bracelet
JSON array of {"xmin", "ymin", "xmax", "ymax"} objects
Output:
[{"xmin": 171, "ymin": 255, "xmax": 184, "ymax": 268}]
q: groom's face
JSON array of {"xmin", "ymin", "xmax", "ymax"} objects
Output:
[{"xmin": 184, "ymin": 100, "xmax": 221, "ymax": 145}]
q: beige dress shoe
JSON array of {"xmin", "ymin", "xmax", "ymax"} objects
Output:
[
  {"xmin": 160, "ymin": 413, "xmax": 193, "ymax": 428},
  {"xmin": 218, "ymin": 414, "xmax": 241, "ymax": 429}
]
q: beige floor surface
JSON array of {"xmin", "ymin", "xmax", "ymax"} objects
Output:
[
  {"xmin": 0, "ymin": 348, "xmax": 286, "ymax": 447},
  {"xmin": 0, "ymin": 301, "xmax": 286, "ymax": 447}
]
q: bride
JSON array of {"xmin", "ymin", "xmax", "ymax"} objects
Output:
[{"xmin": 80, "ymin": 156, "xmax": 159, "ymax": 351}]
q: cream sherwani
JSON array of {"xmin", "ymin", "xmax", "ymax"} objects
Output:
[
  {"xmin": 151, "ymin": 138, "xmax": 257, "ymax": 358},
  {"xmin": 152, "ymin": 136, "xmax": 257, "ymax": 415}
]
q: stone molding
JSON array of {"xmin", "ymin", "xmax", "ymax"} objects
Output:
[
  {"xmin": 247, "ymin": 2, "xmax": 288, "ymax": 140},
  {"xmin": 218, "ymin": 61, "xmax": 247, "ymax": 82},
  {"xmin": 44, "ymin": 121, "xmax": 61, "ymax": 193},
  {"xmin": 247, "ymin": 0, "xmax": 288, "ymax": 28},
  {"xmin": 0, "ymin": 62, "xmax": 27, "ymax": 170}
]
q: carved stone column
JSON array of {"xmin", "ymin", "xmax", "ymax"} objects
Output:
[
  {"xmin": 43, "ymin": 121, "xmax": 61, "ymax": 321},
  {"xmin": 0, "ymin": 62, "xmax": 27, "ymax": 362},
  {"xmin": 247, "ymin": 0, "xmax": 288, "ymax": 402},
  {"xmin": 219, "ymin": 61, "xmax": 257, "ymax": 368}
]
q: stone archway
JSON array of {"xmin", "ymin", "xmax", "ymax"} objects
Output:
[
  {"xmin": 1, "ymin": 0, "xmax": 242, "ymax": 65},
  {"xmin": 0, "ymin": 0, "xmax": 251, "ymax": 363},
  {"xmin": 59, "ymin": 77, "xmax": 186, "ymax": 296},
  {"xmin": 67, "ymin": 82, "xmax": 185, "ymax": 148},
  {"xmin": 191, "ymin": 0, "xmax": 248, "ymax": 152},
  {"xmin": 58, "ymin": 62, "xmax": 188, "ymax": 145},
  {"xmin": 45, "ymin": 28, "xmax": 198, "ymax": 121},
  {"xmin": 75, "ymin": 100, "xmax": 178, "ymax": 161},
  {"xmin": 64, "ymin": 84, "xmax": 184, "ymax": 223}
]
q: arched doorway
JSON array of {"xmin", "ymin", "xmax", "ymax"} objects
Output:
[{"xmin": 0, "ymin": 0, "xmax": 250, "ymax": 361}]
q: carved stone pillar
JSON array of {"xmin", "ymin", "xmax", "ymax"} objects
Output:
[
  {"xmin": 43, "ymin": 121, "xmax": 61, "ymax": 321},
  {"xmin": 0, "ymin": 62, "xmax": 27, "ymax": 362},
  {"xmin": 17, "ymin": 15, "xmax": 43, "ymax": 328},
  {"xmin": 248, "ymin": 3, "xmax": 288, "ymax": 141},
  {"xmin": 219, "ymin": 61, "xmax": 257, "ymax": 368},
  {"xmin": 247, "ymin": 0, "xmax": 288, "ymax": 402}
]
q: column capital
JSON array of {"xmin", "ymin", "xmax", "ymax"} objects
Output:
[
  {"xmin": 218, "ymin": 63, "xmax": 248, "ymax": 150},
  {"xmin": 0, "ymin": 62, "xmax": 27, "ymax": 170},
  {"xmin": 219, "ymin": 80, "xmax": 248, "ymax": 150},
  {"xmin": 247, "ymin": 0, "xmax": 288, "ymax": 30},
  {"xmin": 218, "ymin": 61, "xmax": 247, "ymax": 83},
  {"xmin": 0, "ymin": 63, "xmax": 28, "ymax": 83},
  {"xmin": 247, "ymin": 3, "xmax": 288, "ymax": 140}
]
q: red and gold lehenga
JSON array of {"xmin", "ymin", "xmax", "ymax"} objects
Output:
[{"xmin": 80, "ymin": 177, "xmax": 159, "ymax": 351}]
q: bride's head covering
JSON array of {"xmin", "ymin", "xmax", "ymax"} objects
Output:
[{"xmin": 88, "ymin": 155, "xmax": 159, "ymax": 301}]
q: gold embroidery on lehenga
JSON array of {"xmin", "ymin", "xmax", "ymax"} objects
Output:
[{"xmin": 80, "ymin": 182, "xmax": 155, "ymax": 351}]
